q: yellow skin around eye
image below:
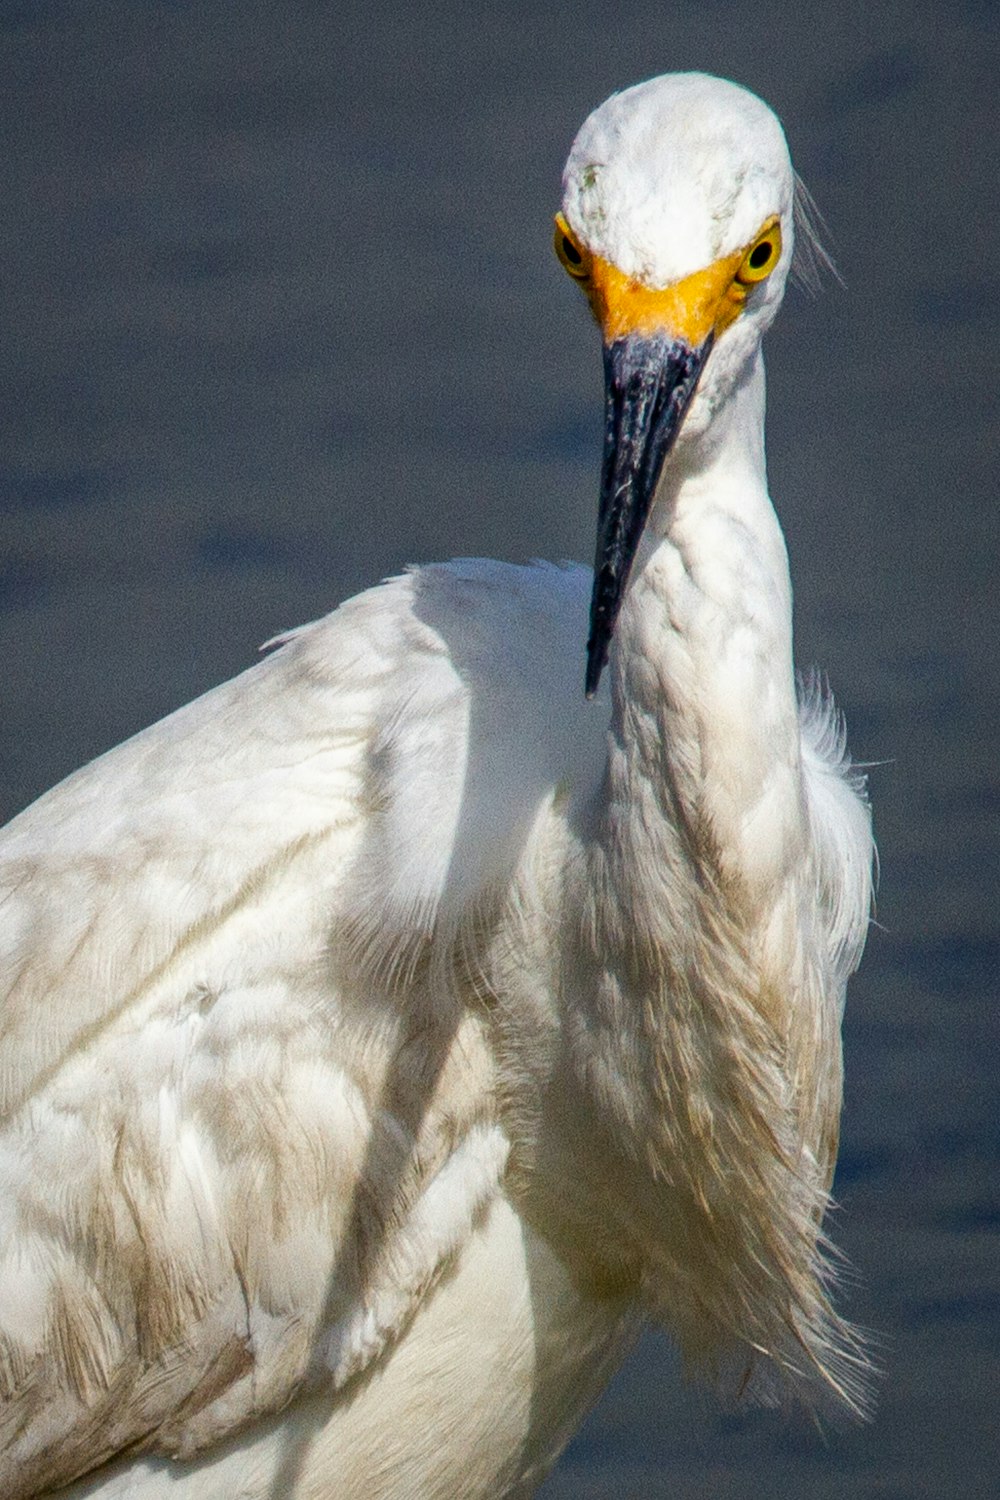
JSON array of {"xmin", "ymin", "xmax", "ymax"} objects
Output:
[
  {"xmin": 553, "ymin": 218, "xmax": 590, "ymax": 279},
  {"xmin": 735, "ymin": 219, "xmax": 783, "ymax": 284},
  {"xmin": 554, "ymin": 213, "xmax": 782, "ymax": 345}
]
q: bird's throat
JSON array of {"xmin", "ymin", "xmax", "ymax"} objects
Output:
[{"xmin": 607, "ymin": 352, "xmax": 803, "ymax": 912}]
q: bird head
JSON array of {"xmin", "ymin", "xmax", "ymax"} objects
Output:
[{"xmin": 556, "ymin": 73, "xmax": 796, "ymax": 695}]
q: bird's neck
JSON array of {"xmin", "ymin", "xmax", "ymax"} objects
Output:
[
  {"xmin": 606, "ymin": 349, "xmax": 804, "ymax": 920},
  {"xmin": 550, "ymin": 352, "xmax": 835, "ymax": 1375}
]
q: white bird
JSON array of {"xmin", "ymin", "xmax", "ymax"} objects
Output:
[{"xmin": 0, "ymin": 72, "xmax": 873, "ymax": 1499}]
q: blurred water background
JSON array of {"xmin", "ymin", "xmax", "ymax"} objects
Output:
[{"xmin": 2, "ymin": 3, "xmax": 997, "ymax": 1496}]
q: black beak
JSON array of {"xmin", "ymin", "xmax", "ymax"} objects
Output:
[{"xmin": 585, "ymin": 332, "xmax": 713, "ymax": 697}]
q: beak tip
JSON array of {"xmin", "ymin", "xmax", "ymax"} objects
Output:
[{"xmin": 584, "ymin": 641, "xmax": 606, "ymax": 699}]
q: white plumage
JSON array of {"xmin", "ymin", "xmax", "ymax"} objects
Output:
[{"xmin": 0, "ymin": 73, "xmax": 873, "ymax": 1498}]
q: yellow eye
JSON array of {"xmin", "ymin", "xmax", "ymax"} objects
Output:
[
  {"xmin": 553, "ymin": 212, "xmax": 591, "ymax": 281},
  {"xmin": 735, "ymin": 219, "xmax": 783, "ymax": 285}
]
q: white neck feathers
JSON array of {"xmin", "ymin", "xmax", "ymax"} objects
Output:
[{"xmin": 608, "ymin": 349, "xmax": 804, "ymax": 911}]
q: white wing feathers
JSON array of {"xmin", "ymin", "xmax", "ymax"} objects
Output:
[
  {"xmin": 0, "ymin": 557, "xmax": 870, "ymax": 1494},
  {"xmin": 798, "ymin": 675, "xmax": 874, "ymax": 992},
  {"xmin": 0, "ymin": 561, "xmax": 596, "ymax": 1495}
]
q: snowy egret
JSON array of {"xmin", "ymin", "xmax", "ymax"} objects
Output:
[{"xmin": 0, "ymin": 72, "xmax": 873, "ymax": 1498}]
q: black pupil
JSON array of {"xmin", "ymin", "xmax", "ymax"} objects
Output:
[
  {"xmin": 563, "ymin": 237, "xmax": 583, "ymax": 265},
  {"xmin": 749, "ymin": 241, "xmax": 772, "ymax": 269}
]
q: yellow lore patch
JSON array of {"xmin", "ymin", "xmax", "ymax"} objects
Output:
[{"xmin": 554, "ymin": 212, "xmax": 782, "ymax": 346}]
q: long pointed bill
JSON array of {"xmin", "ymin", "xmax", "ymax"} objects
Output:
[{"xmin": 585, "ymin": 331, "xmax": 713, "ymax": 697}]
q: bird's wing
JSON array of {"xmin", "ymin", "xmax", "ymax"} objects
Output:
[
  {"xmin": 0, "ymin": 560, "xmax": 600, "ymax": 1496},
  {"xmin": 788, "ymin": 674, "xmax": 874, "ymax": 1202},
  {"xmin": 797, "ymin": 676, "xmax": 874, "ymax": 993}
]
